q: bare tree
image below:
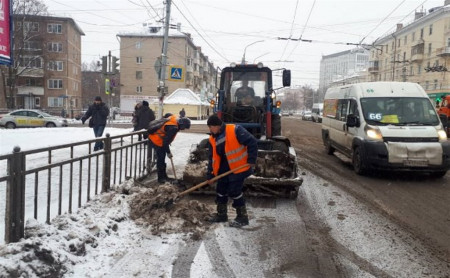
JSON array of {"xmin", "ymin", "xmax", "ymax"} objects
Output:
[
  {"xmin": 1, "ymin": 0, "xmax": 49, "ymax": 108},
  {"xmin": 82, "ymin": 60, "xmax": 101, "ymax": 72}
]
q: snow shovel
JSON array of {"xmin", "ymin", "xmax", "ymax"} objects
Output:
[
  {"xmin": 165, "ymin": 163, "xmax": 250, "ymax": 208},
  {"xmin": 169, "ymin": 156, "xmax": 177, "ymax": 180}
]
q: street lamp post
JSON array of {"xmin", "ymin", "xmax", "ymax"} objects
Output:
[{"xmin": 242, "ymin": 40, "xmax": 264, "ymax": 64}]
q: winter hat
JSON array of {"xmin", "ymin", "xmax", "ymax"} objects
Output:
[
  {"xmin": 177, "ymin": 117, "xmax": 191, "ymax": 129},
  {"xmin": 142, "ymin": 100, "xmax": 149, "ymax": 107},
  {"xmin": 207, "ymin": 114, "xmax": 223, "ymax": 126},
  {"xmin": 94, "ymin": 96, "xmax": 102, "ymax": 101}
]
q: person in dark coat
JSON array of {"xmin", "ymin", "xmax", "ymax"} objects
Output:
[
  {"xmin": 148, "ymin": 114, "xmax": 191, "ymax": 183},
  {"xmin": 81, "ymin": 96, "xmax": 110, "ymax": 151},
  {"xmin": 179, "ymin": 108, "xmax": 186, "ymax": 118},
  {"xmin": 206, "ymin": 114, "xmax": 258, "ymax": 227},
  {"xmin": 135, "ymin": 100, "xmax": 155, "ymax": 141}
]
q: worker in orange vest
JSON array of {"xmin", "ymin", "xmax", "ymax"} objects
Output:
[
  {"xmin": 149, "ymin": 114, "xmax": 191, "ymax": 183},
  {"xmin": 206, "ymin": 114, "xmax": 258, "ymax": 227}
]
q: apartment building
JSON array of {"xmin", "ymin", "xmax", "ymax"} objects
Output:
[
  {"xmin": 117, "ymin": 24, "xmax": 217, "ymax": 113},
  {"xmin": 368, "ymin": 0, "xmax": 450, "ymax": 101},
  {"xmin": 318, "ymin": 48, "xmax": 369, "ymax": 101},
  {"xmin": 1, "ymin": 15, "xmax": 84, "ymax": 116}
]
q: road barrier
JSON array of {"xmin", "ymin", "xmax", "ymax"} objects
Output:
[{"xmin": 0, "ymin": 131, "xmax": 153, "ymax": 244}]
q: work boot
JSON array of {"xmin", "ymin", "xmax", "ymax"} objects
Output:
[
  {"xmin": 157, "ymin": 168, "xmax": 167, "ymax": 184},
  {"xmin": 162, "ymin": 171, "xmax": 175, "ymax": 182},
  {"xmin": 230, "ymin": 206, "xmax": 249, "ymax": 227},
  {"xmin": 209, "ymin": 204, "xmax": 228, "ymax": 223}
]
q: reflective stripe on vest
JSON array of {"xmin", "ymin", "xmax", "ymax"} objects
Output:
[
  {"xmin": 149, "ymin": 115, "xmax": 178, "ymax": 147},
  {"xmin": 209, "ymin": 124, "xmax": 250, "ymax": 176}
]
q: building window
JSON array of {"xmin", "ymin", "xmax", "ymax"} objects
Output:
[
  {"xmin": 447, "ymin": 38, "xmax": 450, "ymax": 47},
  {"xmin": 47, "ymin": 61, "xmax": 63, "ymax": 71},
  {"xmin": 136, "ymin": 86, "xmax": 142, "ymax": 93},
  {"xmin": 48, "ymin": 79, "xmax": 63, "ymax": 89},
  {"xmin": 386, "ymin": 44, "xmax": 388, "ymax": 53},
  {"xmin": 429, "ymin": 24, "xmax": 433, "ymax": 35},
  {"xmin": 412, "ymin": 32, "xmax": 415, "ymax": 41},
  {"xmin": 418, "ymin": 64, "xmax": 422, "ymax": 74},
  {"xmin": 425, "ymin": 81, "xmax": 429, "ymax": 90},
  {"xmin": 428, "ymin": 43, "xmax": 432, "ymax": 55},
  {"xmin": 35, "ymin": 97, "xmax": 40, "ymax": 107},
  {"xmin": 24, "ymin": 22, "xmax": 39, "ymax": 32},
  {"xmin": 410, "ymin": 65, "xmax": 414, "ymax": 76},
  {"xmin": 47, "ymin": 24, "xmax": 62, "ymax": 34},
  {"xmin": 403, "ymin": 52, "xmax": 406, "ymax": 61},
  {"xmin": 48, "ymin": 42, "xmax": 63, "ymax": 52},
  {"xmin": 136, "ymin": 41, "xmax": 142, "ymax": 49},
  {"xmin": 420, "ymin": 28, "xmax": 424, "ymax": 39},
  {"xmin": 398, "ymin": 39, "xmax": 401, "ymax": 47},
  {"xmin": 434, "ymin": 79, "xmax": 438, "ymax": 89},
  {"xmin": 136, "ymin": 57, "xmax": 143, "ymax": 64},
  {"xmin": 404, "ymin": 36, "xmax": 407, "ymax": 45},
  {"xmin": 48, "ymin": 97, "xmax": 64, "ymax": 107},
  {"xmin": 26, "ymin": 78, "xmax": 37, "ymax": 86},
  {"xmin": 23, "ymin": 41, "xmax": 40, "ymax": 51},
  {"xmin": 136, "ymin": 71, "xmax": 143, "ymax": 79}
]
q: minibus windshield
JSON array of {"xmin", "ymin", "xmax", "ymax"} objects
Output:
[{"xmin": 360, "ymin": 97, "xmax": 440, "ymax": 126}]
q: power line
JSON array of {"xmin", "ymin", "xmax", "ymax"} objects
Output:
[
  {"xmin": 279, "ymin": 0, "xmax": 300, "ymax": 61},
  {"xmin": 284, "ymin": 0, "xmax": 317, "ymax": 62},
  {"xmin": 358, "ymin": 0, "xmax": 407, "ymax": 45},
  {"xmin": 172, "ymin": 0, "xmax": 229, "ymax": 62}
]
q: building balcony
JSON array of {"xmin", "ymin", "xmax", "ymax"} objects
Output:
[
  {"xmin": 436, "ymin": 46, "xmax": 450, "ymax": 57},
  {"xmin": 18, "ymin": 67, "xmax": 44, "ymax": 77},
  {"xmin": 410, "ymin": 53, "xmax": 424, "ymax": 62},
  {"xmin": 368, "ymin": 66, "xmax": 379, "ymax": 73},
  {"xmin": 17, "ymin": 86, "xmax": 44, "ymax": 96}
]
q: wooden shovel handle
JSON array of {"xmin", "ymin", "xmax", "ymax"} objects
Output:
[{"xmin": 179, "ymin": 163, "xmax": 250, "ymax": 197}]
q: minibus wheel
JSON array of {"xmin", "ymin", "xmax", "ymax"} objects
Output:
[{"xmin": 352, "ymin": 146, "xmax": 367, "ymax": 175}]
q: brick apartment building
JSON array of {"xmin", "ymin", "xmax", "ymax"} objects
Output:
[
  {"xmin": 117, "ymin": 24, "xmax": 217, "ymax": 113},
  {"xmin": 0, "ymin": 15, "xmax": 84, "ymax": 117}
]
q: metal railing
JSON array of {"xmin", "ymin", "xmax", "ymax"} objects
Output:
[{"xmin": 0, "ymin": 131, "xmax": 154, "ymax": 244}]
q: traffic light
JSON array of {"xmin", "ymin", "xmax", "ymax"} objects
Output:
[
  {"xmin": 112, "ymin": 56, "xmax": 119, "ymax": 74},
  {"xmin": 101, "ymin": 56, "xmax": 107, "ymax": 74},
  {"xmin": 105, "ymin": 78, "xmax": 110, "ymax": 95}
]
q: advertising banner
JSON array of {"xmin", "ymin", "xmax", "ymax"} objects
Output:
[{"xmin": 0, "ymin": 0, "xmax": 12, "ymax": 65}]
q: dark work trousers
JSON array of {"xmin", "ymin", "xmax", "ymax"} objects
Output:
[
  {"xmin": 154, "ymin": 145, "xmax": 167, "ymax": 169},
  {"xmin": 216, "ymin": 174, "xmax": 245, "ymax": 208},
  {"xmin": 93, "ymin": 125, "xmax": 106, "ymax": 150}
]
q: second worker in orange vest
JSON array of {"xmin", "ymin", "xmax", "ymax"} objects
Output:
[
  {"xmin": 149, "ymin": 114, "xmax": 191, "ymax": 183},
  {"xmin": 206, "ymin": 114, "xmax": 258, "ymax": 227}
]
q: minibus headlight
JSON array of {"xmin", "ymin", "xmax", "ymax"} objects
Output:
[
  {"xmin": 437, "ymin": 129, "xmax": 448, "ymax": 141},
  {"xmin": 364, "ymin": 125, "xmax": 383, "ymax": 141}
]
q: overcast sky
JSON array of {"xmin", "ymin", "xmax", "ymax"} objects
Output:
[{"xmin": 46, "ymin": 0, "xmax": 446, "ymax": 88}]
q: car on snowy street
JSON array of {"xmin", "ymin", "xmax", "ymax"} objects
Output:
[
  {"xmin": 0, "ymin": 109, "xmax": 68, "ymax": 129},
  {"xmin": 302, "ymin": 111, "xmax": 312, "ymax": 121}
]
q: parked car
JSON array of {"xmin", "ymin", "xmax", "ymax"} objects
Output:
[
  {"xmin": 0, "ymin": 109, "xmax": 68, "ymax": 129},
  {"xmin": 302, "ymin": 111, "xmax": 312, "ymax": 121}
]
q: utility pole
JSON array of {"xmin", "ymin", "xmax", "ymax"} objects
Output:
[{"xmin": 158, "ymin": 0, "xmax": 172, "ymax": 119}]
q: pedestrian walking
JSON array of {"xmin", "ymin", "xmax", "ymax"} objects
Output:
[
  {"xmin": 206, "ymin": 114, "xmax": 258, "ymax": 227},
  {"xmin": 179, "ymin": 108, "xmax": 186, "ymax": 118},
  {"xmin": 81, "ymin": 96, "xmax": 110, "ymax": 151},
  {"xmin": 132, "ymin": 102, "xmax": 142, "ymax": 130},
  {"xmin": 135, "ymin": 100, "xmax": 155, "ymax": 141},
  {"xmin": 148, "ymin": 114, "xmax": 191, "ymax": 183}
]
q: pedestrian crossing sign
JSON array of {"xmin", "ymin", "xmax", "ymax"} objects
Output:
[{"xmin": 169, "ymin": 66, "xmax": 184, "ymax": 82}]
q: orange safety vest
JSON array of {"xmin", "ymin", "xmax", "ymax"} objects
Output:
[
  {"xmin": 209, "ymin": 124, "xmax": 251, "ymax": 176},
  {"xmin": 149, "ymin": 115, "xmax": 178, "ymax": 147}
]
